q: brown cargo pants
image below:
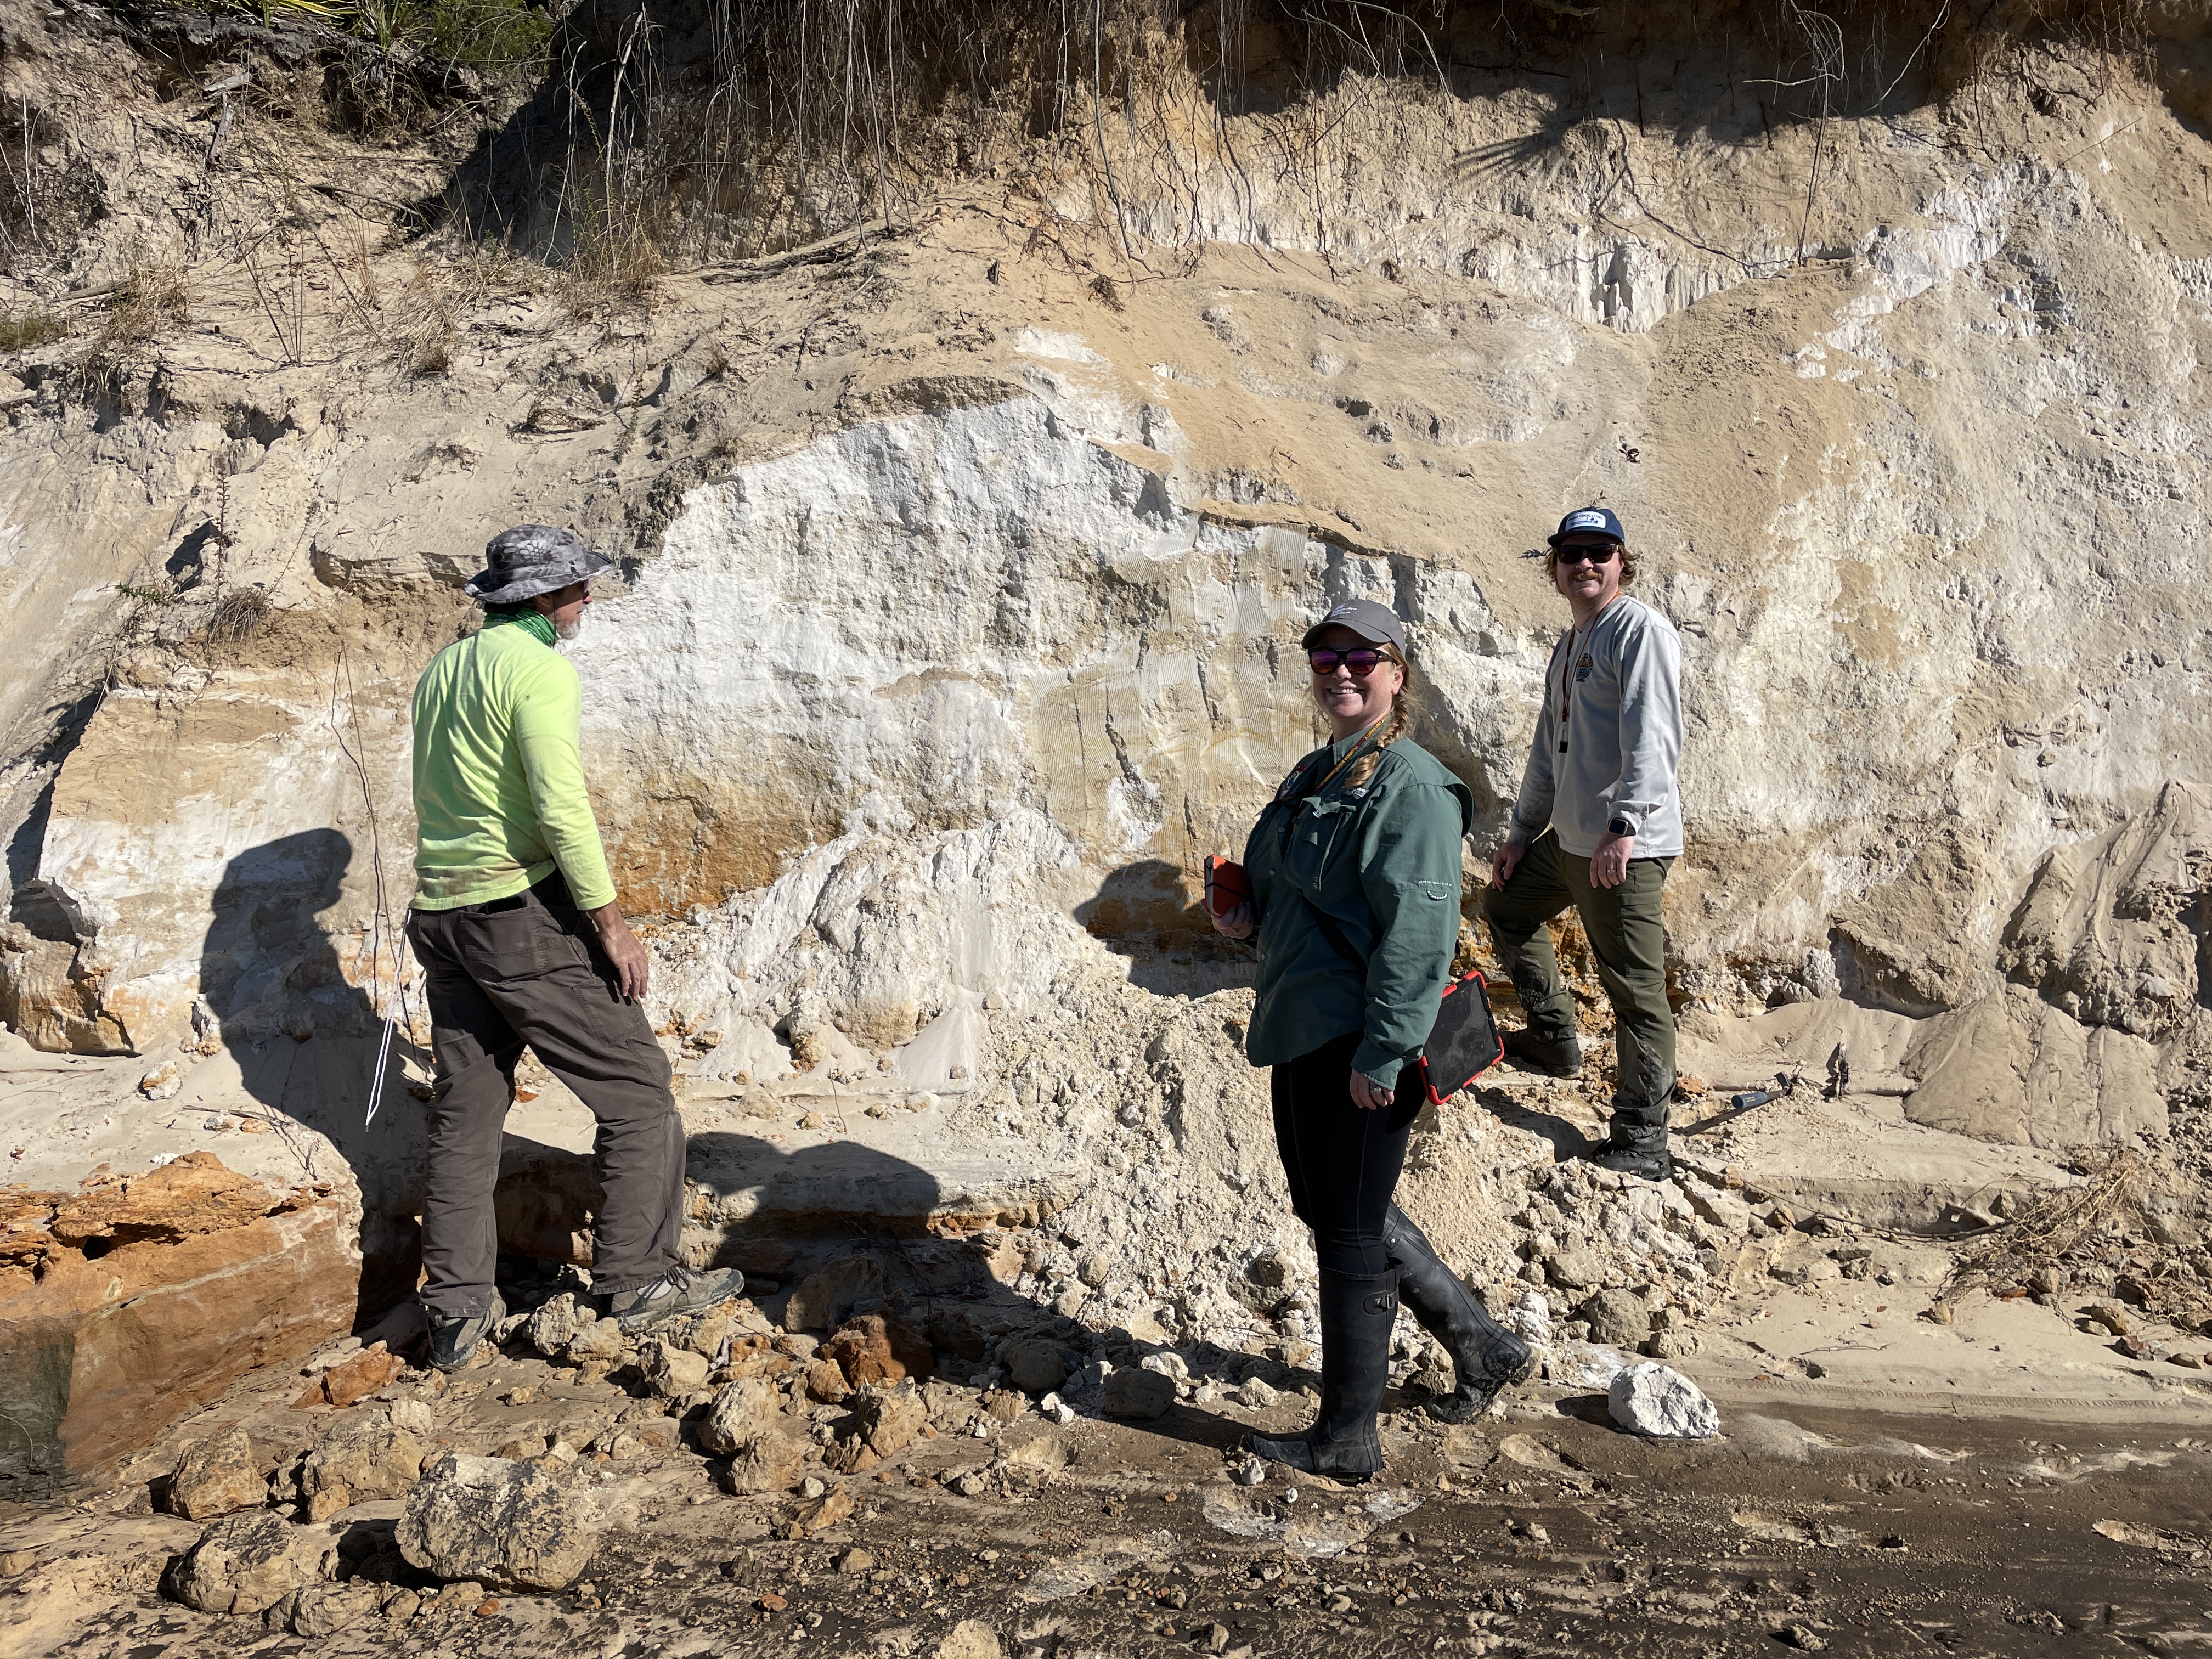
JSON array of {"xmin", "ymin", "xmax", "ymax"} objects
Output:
[{"xmin": 405, "ymin": 874, "xmax": 684, "ymax": 1319}]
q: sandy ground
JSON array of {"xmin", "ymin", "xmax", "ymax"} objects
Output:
[
  {"xmin": 8, "ymin": 1337, "xmax": 2211, "ymax": 1659},
  {"xmin": 11, "ymin": 1008, "xmax": 2211, "ymax": 1658}
]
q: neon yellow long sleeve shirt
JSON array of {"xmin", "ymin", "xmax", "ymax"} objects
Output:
[{"xmin": 409, "ymin": 624, "xmax": 618, "ymax": 912}]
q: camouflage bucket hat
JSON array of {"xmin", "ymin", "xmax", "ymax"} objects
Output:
[{"xmin": 463, "ymin": 525, "xmax": 614, "ymax": 606}]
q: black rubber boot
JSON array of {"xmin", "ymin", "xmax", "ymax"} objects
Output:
[
  {"xmin": 1383, "ymin": 1205, "xmax": 1533, "ymax": 1423},
  {"xmin": 1591, "ymin": 1144, "xmax": 1673, "ymax": 1182},
  {"xmin": 1248, "ymin": 1268, "xmax": 1399, "ymax": 1481}
]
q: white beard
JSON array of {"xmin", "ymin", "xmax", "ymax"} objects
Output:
[{"xmin": 554, "ymin": 613, "xmax": 585, "ymax": 642}]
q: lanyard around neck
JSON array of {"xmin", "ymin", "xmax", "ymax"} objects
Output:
[
  {"xmin": 1313, "ymin": 715, "xmax": 1388, "ymax": 796},
  {"xmin": 1557, "ymin": 620, "xmax": 1589, "ymax": 753}
]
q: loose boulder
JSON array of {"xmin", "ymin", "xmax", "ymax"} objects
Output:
[
  {"xmin": 273, "ymin": 1581, "xmax": 382, "ymax": 1638},
  {"xmin": 1002, "ymin": 1338, "xmax": 1071, "ymax": 1396},
  {"xmin": 168, "ymin": 1513, "xmax": 338, "ymax": 1615},
  {"xmin": 396, "ymin": 1452, "xmax": 599, "ymax": 1590},
  {"xmin": 167, "ymin": 1426, "xmax": 265, "ymax": 1521},
  {"xmin": 1579, "ymin": 1289, "xmax": 1652, "ymax": 1350},
  {"xmin": 1103, "ymin": 1367, "xmax": 1175, "ymax": 1420},
  {"xmin": 302, "ymin": 1411, "xmax": 425, "ymax": 1503},
  {"xmin": 1547, "ymin": 1248, "xmax": 1607, "ymax": 1291},
  {"xmin": 525, "ymin": 1294, "xmax": 590, "ymax": 1358},
  {"xmin": 785, "ymin": 1254, "xmax": 890, "ymax": 1333},
  {"xmin": 308, "ymin": 1346, "xmax": 400, "ymax": 1409},
  {"xmin": 804, "ymin": 1356, "xmax": 853, "ymax": 1403},
  {"xmin": 835, "ymin": 1386, "xmax": 930, "ymax": 1471},
  {"xmin": 824, "ymin": 1312, "xmax": 933, "ymax": 1387},
  {"xmin": 696, "ymin": 1378, "xmax": 784, "ymax": 1457},
  {"xmin": 639, "ymin": 1339, "xmax": 710, "ymax": 1400},
  {"xmin": 1608, "ymin": 1362, "xmax": 1719, "ymax": 1439},
  {"xmin": 723, "ymin": 1433, "xmax": 809, "ymax": 1496},
  {"xmin": 935, "ymin": 1620, "xmax": 1003, "ymax": 1659},
  {"xmin": 566, "ymin": 1319, "xmax": 625, "ymax": 1363}
]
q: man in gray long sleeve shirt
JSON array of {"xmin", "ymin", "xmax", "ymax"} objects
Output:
[{"xmin": 1485, "ymin": 506, "xmax": 1685, "ymax": 1181}]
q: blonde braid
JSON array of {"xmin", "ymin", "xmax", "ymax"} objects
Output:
[{"xmin": 1346, "ymin": 667, "xmax": 1413, "ymax": 789}]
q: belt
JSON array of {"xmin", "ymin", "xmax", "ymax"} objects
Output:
[{"xmin": 454, "ymin": 871, "xmax": 571, "ymax": 915}]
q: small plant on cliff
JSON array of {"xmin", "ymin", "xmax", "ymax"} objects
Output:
[
  {"xmin": 203, "ymin": 586, "xmax": 273, "ymax": 645},
  {"xmin": 0, "ymin": 309, "xmax": 63, "ymax": 352},
  {"xmin": 561, "ymin": 215, "xmax": 666, "ymax": 320},
  {"xmin": 99, "ymin": 260, "xmax": 191, "ymax": 357},
  {"xmin": 114, "ymin": 580, "xmax": 182, "ymax": 605}
]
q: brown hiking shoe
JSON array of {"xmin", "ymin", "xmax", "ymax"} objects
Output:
[{"xmin": 1501, "ymin": 1027, "xmax": 1582, "ymax": 1077}]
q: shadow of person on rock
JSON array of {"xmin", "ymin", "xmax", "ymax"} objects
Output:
[
  {"xmin": 498, "ymin": 1119, "xmax": 1264, "ymax": 1455},
  {"xmin": 203, "ymin": 830, "xmax": 430, "ymax": 1326},
  {"xmin": 1462, "ymin": 1077, "xmax": 1605, "ymax": 1163},
  {"xmin": 1075, "ymin": 859, "xmax": 1255, "ymax": 999}
]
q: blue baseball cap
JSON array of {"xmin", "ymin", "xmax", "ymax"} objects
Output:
[{"xmin": 1547, "ymin": 506, "xmax": 1625, "ymax": 546}]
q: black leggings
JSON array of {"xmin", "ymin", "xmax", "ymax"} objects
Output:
[{"xmin": 1271, "ymin": 1031, "xmax": 1420, "ymax": 1276}]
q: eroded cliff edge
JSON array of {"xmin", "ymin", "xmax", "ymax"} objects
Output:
[{"xmin": 1, "ymin": 0, "xmax": 2209, "ymax": 1485}]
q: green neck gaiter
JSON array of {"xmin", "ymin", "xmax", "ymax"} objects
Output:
[{"xmin": 483, "ymin": 606, "xmax": 559, "ymax": 647}]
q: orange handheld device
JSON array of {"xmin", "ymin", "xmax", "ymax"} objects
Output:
[{"xmin": 1203, "ymin": 855, "xmax": 1252, "ymax": 916}]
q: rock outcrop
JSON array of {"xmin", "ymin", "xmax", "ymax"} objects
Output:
[{"xmin": 0, "ymin": 1153, "xmax": 357, "ymax": 1487}]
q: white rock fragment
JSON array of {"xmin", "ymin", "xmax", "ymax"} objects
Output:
[
  {"xmin": 1608, "ymin": 1362, "xmax": 1720, "ymax": 1439},
  {"xmin": 1503, "ymin": 1291, "xmax": 1553, "ymax": 1345},
  {"xmin": 1235, "ymin": 1457, "xmax": 1268, "ymax": 1486},
  {"xmin": 1234, "ymin": 1376, "xmax": 1279, "ymax": 1409}
]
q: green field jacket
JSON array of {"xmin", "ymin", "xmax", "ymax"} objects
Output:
[{"xmin": 1241, "ymin": 731, "xmax": 1473, "ymax": 1086}]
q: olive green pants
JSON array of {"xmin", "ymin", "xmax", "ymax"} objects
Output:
[{"xmin": 1482, "ymin": 831, "xmax": 1675, "ymax": 1151}]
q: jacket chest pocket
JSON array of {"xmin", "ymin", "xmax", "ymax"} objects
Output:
[{"xmin": 1284, "ymin": 798, "xmax": 1354, "ymax": 891}]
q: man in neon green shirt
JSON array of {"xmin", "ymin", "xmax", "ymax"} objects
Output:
[{"xmin": 406, "ymin": 526, "xmax": 740, "ymax": 1369}]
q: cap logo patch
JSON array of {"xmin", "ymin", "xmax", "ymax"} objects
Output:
[{"xmin": 1566, "ymin": 511, "xmax": 1607, "ymax": 531}]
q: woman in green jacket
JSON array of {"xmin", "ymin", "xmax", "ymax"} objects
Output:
[{"xmin": 1213, "ymin": 599, "xmax": 1532, "ymax": 1477}]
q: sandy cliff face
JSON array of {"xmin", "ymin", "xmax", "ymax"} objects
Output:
[
  {"xmin": 2, "ymin": 44, "xmax": 2205, "ymax": 1132},
  {"xmin": 0, "ymin": 9, "xmax": 2203, "ymax": 1488}
]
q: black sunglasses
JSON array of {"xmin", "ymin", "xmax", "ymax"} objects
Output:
[
  {"xmin": 1308, "ymin": 647, "xmax": 1396, "ymax": 677},
  {"xmin": 1555, "ymin": 543, "xmax": 1621, "ymax": 567}
]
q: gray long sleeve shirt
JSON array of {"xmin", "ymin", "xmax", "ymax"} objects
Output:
[{"xmin": 1507, "ymin": 594, "xmax": 1684, "ymax": 858}]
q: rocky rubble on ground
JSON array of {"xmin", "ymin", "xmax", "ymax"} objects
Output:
[
  {"xmin": 5, "ymin": 1169, "xmax": 1759, "ymax": 1641},
  {"xmin": 8, "ymin": 1079, "xmax": 2212, "ymax": 1650}
]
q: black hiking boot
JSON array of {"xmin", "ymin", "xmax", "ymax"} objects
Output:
[
  {"xmin": 1248, "ymin": 1268, "xmax": 1398, "ymax": 1481},
  {"xmin": 1502, "ymin": 1026, "xmax": 1583, "ymax": 1077},
  {"xmin": 1383, "ymin": 1205, "xmax": 1533, "ymax": 1424},
  {"xmin": 426, "ymin": 1291, "xmax": 506, "ymax": 1373}
]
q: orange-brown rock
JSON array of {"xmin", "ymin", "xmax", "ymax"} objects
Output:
[
  {"xmin": 1, "ymin": 1152, "xmax": 357, "ymax": 1485},
  {"xmin": 312, "ymin": 1346, "xmax": 401, "ymax": 1409},
  {"xmin": 803, "ymin": 1356, "xmax": 851, "ymax": 1403},
  {"xmin": 822, "ymin": 1312, "xmax": 934, "ymax": 1389},
  {"xmin": 167, "ymin": 1426, "xmax": 268, "ymax": 1521}
]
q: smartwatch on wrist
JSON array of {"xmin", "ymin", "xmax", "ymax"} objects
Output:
[{"xmin": 1607, "ymin": 817, "xmax": 1635, "ymax": 838}]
